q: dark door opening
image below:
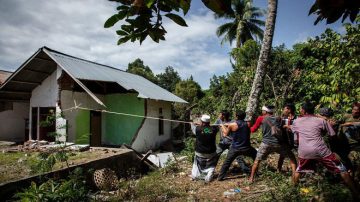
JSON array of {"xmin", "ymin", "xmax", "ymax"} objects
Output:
[
  {"xmin": 25, "ymin": 119, "xmax": 29, "ymax": 141},
  {"xmin": 31, "ymin": 107, "xmax": 38, "ymax": 140},
  {"xmin": 90, "ymin": 111, "xmax": 102, "ymax": 147},
  {"xmin": 39, "ymin": 107, "xmax": 56, "ymax": 142}
]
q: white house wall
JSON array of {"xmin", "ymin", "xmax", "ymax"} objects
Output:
[
  {"xmin": 60, "ymin": 90, "xmax": 104, "ymax": 143},
  {"xmin": 30, "ymin": 68, "xmax": 59, "ymax": 107},
  {"xmin": 0, "ymin": 102, "xmax": 29, "ymax": 142},
  {"xmin": 132, "ymin": 100, "xmax": 172, "ymax": 152}
]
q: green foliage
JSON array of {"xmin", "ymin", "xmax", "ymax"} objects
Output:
[
  {"xmin": 174, "ymin": 77, "xmax": 204, "ymax": 119},
  {"xmin": 161, "ymin": 158, "xmax": 183, "ymax": 175},
  {"xmin": 215, "ymin": 0, "xmax": 265, "ymax": 47},
  {"xmin": 194, "ymin": 22, "xmax": 359, "ymax": 119},
  {"xmin": 295, "ymin": 21, "xmax": 360, "ymax": 114},
  {"xmin": 15, "ymin": 168, "xmax": 88, "ymax": 201},
  {"xmin": 32, "ymin": 111, "xmax": 72, "ymax": 174},
  {"xmin": 179, "ymin": 137, "xmax": 195, "ymax": 163},
  {"xmin": 127, "ymin": 58, "xmax": 158, "ymax": 83},
  {"xmin": 309, "ymin": 0, "xmax": 359, "ymax": 25},
  {"xmin": 105, "ymin": 0, "xmax": 191, "ymax": 44},
  {"xmin": 156, "ymin": 66, "xmax": 181, "ymax": 92},
  {"xmin": 253, "ymin": 169, "xmax": 352, "ymax": 202}
]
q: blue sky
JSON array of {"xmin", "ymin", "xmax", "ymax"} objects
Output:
[{"xmin": 0, "ymin": 0, "xmax": 347, "ymax": 89}]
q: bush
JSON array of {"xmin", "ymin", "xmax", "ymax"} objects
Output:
[
  {"xmin": 15, "ymin": 168, "xmax": 88, "ymax": 201},
  {"xmin": 180, "ymin": 137, "xmax": 195, "ymax": 163}
]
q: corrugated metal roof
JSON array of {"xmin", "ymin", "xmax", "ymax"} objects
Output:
[{"xmin": 43, "ymin": 48, "xmax": 187, "ymax": 103}]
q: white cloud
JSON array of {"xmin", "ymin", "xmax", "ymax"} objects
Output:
[
  {"xmin": 294, "ymin": 31, "xmax": 312, "ymax": 44},
  {"xmin": 0, "ymin": 0, "xmax": 231, "ymax": 88}
]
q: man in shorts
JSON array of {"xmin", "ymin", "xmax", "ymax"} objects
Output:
[
  {"xmin": 249, "ymin": 105, "xmax": 297, "ymax": 182},
  {"xmin": 292, "ymin": 102, "xmax": 359, "ymax": 197}
]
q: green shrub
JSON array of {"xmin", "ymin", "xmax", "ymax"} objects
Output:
[
  {"xmin": 180, "ymin": 137, "xmax": 195, "ymax": 163},
  {"xmin": 15, "ymin": 168, "xmax": 88, "ymax": 201}
]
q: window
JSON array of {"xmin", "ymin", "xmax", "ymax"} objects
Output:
[{"xmin": 159, "ymin": 108, "xmax": 164, "ymax": 135}]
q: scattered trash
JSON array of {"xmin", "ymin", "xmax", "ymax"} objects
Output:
[
  {"xmin": 300, "ymin": 187, "xmax": 310, "ymax": 194},
  {"xmin": 223, "ymin": 188, "xmax": 241, "ymax": 197},
  {"xmin": 234, "ymin": 188, "xmax": 241, "ymax": 193},
  {"xmin": 179, "ymin": 172, "xmax": 187, "ymax": 176},
  {"xmin": 177, "ymin": 156, "xmax": 187, "ymax": 161},
  {"xmin": 223, "ymin": 189, "xmax": 236, "ymax": 197}
]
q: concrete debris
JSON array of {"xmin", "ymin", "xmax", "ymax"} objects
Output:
[
  {"xmin": 146, "ymin": 152, "xmax": 174, "ymax": 168},
  {"xmin": 0, "ymin": 141, "xmax": 16, "ymax": 147},
  {"xmin": 1, "ymin": 140, "xmax": 90, "ymax": 153},
  {"xmin": 67, "ymin": 144, "xmax": 90, "ymax": 152}
]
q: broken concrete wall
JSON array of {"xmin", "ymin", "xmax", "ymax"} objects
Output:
[
  {"xmin": 60, "ymin": 90, "xmax": 105, "ymax": 143},
  {"xmin": 132, "ymin": 100, "xmax": 172, "ymax": 152},
  {"xmin": 29, "ymin": 67, "xmax": 59, "ymax": 140},
  {"xmin": 0, "ymin": 102, "xmax": 29, "ymax": 142},
  {"xmin": 102, "ymin": 93, "xmax": 145, "ymax": 146}
]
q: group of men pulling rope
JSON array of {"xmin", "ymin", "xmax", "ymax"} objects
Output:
[{"xmin": 190, "ymin": 102, "xmax": 360, "ymax": 199}]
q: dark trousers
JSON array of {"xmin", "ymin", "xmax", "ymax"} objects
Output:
[
  {"xmin": 217, "ymin": 142, "xmax": 250, "ymax": 173},
  {"xmin": 218, "ymin": 146, "xmax": 257, "ymax": 180}
]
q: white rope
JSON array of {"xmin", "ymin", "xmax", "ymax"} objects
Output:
[{"xmin": 60, "ymin": 102, "xmax": 222, "ymax": 126}]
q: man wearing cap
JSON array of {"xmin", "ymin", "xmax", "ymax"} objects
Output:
[
  {"xmin": 249, "ymin": 105, "xmax": 297, "ymax": 183},
  {"xmin": 191, "ymin": 114, "xmax": 219, "ymax": 182}
]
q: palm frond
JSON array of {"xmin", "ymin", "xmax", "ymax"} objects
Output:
[
  {"xmin": 216, "ymin": 22, "xmax": 235, "ymax": 37},
  {"xmin": 249, "ymin": 19, "xmax": 265, "ymax": 27}
]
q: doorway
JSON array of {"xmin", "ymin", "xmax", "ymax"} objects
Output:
[
  {"xmin": 39, "ymin": 107, "xmax": 56, "ymax": 141},
  {"xmin": 90, "ymin": 111, "xmax": 102, "ymax": 146}
]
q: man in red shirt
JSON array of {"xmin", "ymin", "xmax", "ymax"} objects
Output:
[{"xmin": 249, "ymin": 106, "xmax": 297, "ymax": 183}]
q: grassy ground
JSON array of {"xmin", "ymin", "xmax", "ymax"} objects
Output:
[{"xmin": 0, "ymin": 149, "xmax": 122, "ymax": 184}]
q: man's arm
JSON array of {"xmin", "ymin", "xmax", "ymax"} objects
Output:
[
  {"xmin": 250, "ymin": 116, "xmax": 264, "ymax": 133},
  {"xmin": 341, "ymin": 122, "xmax": 360, "ymax": 127},
  {"xmin": 220, "ymin": 122, "xmax": 238, "ymax": 136},
  {"xmin": 191, "ymin": 122, "xmax": 199, "ymax": 135},
  {"xmin": 324, "ymin": 120, "xmax": 336, "ymax": 137}
]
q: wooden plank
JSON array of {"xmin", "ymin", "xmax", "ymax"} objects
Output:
[
  {"xmin": 10, "ymin": 80, "xmax": 41, "ymax": 85},
  {"xmin": 0, "ymin": 90, "xmax": 31, "ymax": 94},
  {"xmin": 23, "ymin": 69, "xmax": 51, "ymax": 75}
]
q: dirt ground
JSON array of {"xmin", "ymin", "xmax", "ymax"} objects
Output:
[{"xmin": 170, "ymin": 154, "xmax": 291, "ymax": 201}]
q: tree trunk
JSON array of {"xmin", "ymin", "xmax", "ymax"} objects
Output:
[
  {"xmin": 245, "ymin": 0, "xmax": 277, "ymax": 121},
  {"xmin": 235, "ymin": 20, "xmax": 244, "ymax": 48}
]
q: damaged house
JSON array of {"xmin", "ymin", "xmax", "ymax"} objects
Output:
[{"xmin": 0, "ymin": 47, "xmax": 187, "ymax": 152}]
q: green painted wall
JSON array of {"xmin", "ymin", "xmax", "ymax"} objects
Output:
[
  {"xmin": 104, "ymin": 94, "xmax": 145, "ymax": 145},
  {"xmin": 75, "ymin": 110, "xmax": 90, "ymax": 144}
]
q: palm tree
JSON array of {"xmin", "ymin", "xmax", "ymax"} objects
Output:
[
  {"xmin": 215, "ymin": 0, "xmax": 265, "ymax": 48},
  {"xmin": 245, "ymin": 0, "xmax": 278, "ymax": 121}
]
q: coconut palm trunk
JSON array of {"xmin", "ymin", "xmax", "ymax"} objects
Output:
[
  {"xmin": 245, "ymin": 0, "xmax": 278, "ymax": 121},
  {"xmin": 235, "ymin": 20, "xmax": 244, "ymax": 48}
]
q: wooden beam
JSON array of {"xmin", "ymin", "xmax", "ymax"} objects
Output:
[
  {"xmin": 10, "ymin": 80, "xmax": 41, "ymax": 85},
  {"xmin": 33, "ymin": 57, "xmax": 53, "ymax": 62},
  {"xmin": 23, "ymin": 69, "xmax": 51, "ymax": 75},
  {"xmin": 0, "ymin": 90, "xmax": 31, "ymax": 94},
  {"xmin": 0, "ymin": 99, "xmax": 29, "ymax": 103}
]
